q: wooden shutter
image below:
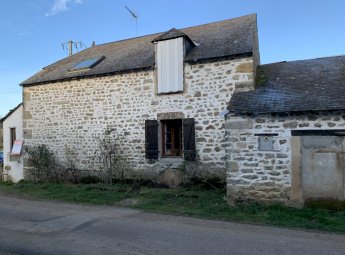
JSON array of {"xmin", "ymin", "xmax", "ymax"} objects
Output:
[
  {"xmin": 145, "ymin": 120, "xmax": 159, "ymax": 159},
  {"xmin": 183, "ymin": 118, "xmax": 196, "ymax": 161}
]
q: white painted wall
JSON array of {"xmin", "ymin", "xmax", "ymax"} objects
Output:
[
  {"xmin": 3, "ymin": 104, "xmax": 23, "ymax": 182},
  {"xmin": 157, "ymin": 37, "xmax": 184, "ymax": 93}
]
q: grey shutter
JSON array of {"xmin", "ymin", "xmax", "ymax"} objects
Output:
[
  {"xmin": 145, "ymin": 120, "xmax": 159, "ymax": 159},
  {"xmin": 183, "ymin": 118, "xmax": 196, "ymax": 161}
]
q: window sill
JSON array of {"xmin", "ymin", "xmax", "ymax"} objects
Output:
[
  {"xmin": 157, "ymin": 90, "xmax": 184, "ymax": 96},
  {"xmin": 160, "ymin": 157, "xmax": 184, "ymax": 163},
  {"xmin": 162, "ymin": 156, "xmax": 183, "ymax": 158}
]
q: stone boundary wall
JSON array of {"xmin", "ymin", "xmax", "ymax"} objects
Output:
[
  {"xmin": 23, "ymin": 57, "xmax": 254, "ymax": 180},
  {"xmin": 225, "ymin": 111, "xmax": 345, "ymax": 205}
]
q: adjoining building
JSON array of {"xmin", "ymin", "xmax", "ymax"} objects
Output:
[
  {"xmin": 1, "ymin": 103, "xmax": 24, "ymax": 182},
  {"xmin": 226, "ymin": 56, "xmax": 345, "ymax": 206}
]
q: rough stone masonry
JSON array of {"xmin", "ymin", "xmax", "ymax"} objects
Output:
[
  {"xmin": 225, "ymin": 111, "xmax": 345, "ymax": 205},
  {"xmin": 23, "ymin": 57, "xmax": 254, "ymax": 181}
]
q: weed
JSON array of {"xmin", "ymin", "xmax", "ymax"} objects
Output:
[{"xmin": 1, "ymin": 182, "xmax": 345, "ymax": 233}]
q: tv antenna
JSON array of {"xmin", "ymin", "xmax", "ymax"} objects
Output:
[
  {"xmin": 125, "ymin": 6, "xmax": 139, "ymax": 36},
  {"xmin": 61, "ymin": 40, "xmax": 87, "ymax": 56}
]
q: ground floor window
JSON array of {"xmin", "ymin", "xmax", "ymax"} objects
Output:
[
  {"xmin": 145, "ymin": 118, "xmax": 196, "ymax": 161},
  {"xmin": 10, "ymin": 128, "xmax": 16, "ymax": 150},
  {"xmin": 161, "ymin": 119, "xmax": 182, "ymax": 157}
]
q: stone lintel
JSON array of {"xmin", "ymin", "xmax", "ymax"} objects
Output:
[
  {"xmin": 157, "ymin": 112, "xmax": 184, "ymax": 120},
  {"xmin": 225, "ymin": 119, "xmax": 253, "ymax": 130}
]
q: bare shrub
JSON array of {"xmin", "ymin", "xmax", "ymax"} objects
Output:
[
  {"xmin": 25, "ymin": 144, "xmax": 83, "ymax": 183},
  {"xmin": 64, "ymin": 144, "xmax": 79, "ymax": 170},
  {"xmin": 94, "ymin": 126, "xmax": 130, "ymax": 185},
  {"xmin": 25, "ymin": 145, "xmax": 58, "ymax": 182}
]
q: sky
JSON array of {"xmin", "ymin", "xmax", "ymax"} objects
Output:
[{"xmin": 0, "ymin": 0, "xmax": 344, "ymax": 116}]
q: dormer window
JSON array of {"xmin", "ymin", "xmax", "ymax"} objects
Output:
[
  {"xmin": 156, "ymin": 37, "xmax": 184, "ymax": 93},
  {"xmin": 152, "ymin": 28, "xmax": 195, "ymax": 94},
  {"xmin": 69, "ymin": 56, "xmax": 105, "ymax": 72}
]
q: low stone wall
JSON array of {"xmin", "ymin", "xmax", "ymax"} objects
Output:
[{"xmin": 225, "ymin": 111, "xmax": 345, "ymax": 205}]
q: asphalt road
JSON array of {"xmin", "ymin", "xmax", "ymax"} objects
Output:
[{"xmin": 0, "ymin": 193, "xmax": 345, "ymax": 255}]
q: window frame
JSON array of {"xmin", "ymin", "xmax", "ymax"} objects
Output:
[
  {"xmin": 10, "ymin": 127, "xmax": 16, "ymax": 151},
  {"xmin": 161, "ymin": 119, "xmax": 183, "ymax": 158},
  {"xmin": 145, "ymin": 118, "xmax": 196, "ymax": 161},
  {"xmin": 68, "ymin": 56, "xmax": 105, "ymax": 72}
]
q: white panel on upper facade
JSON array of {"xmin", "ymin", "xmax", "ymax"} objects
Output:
[{"xmin": 157, "ymin": 37, "xmax": 184, "ymax": 93}]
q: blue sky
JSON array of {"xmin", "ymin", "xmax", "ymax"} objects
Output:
[{"xmin": 1, "ymin": 0, "xmax": 344, "ymax": 116}]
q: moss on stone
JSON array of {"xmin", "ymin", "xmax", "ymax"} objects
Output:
[{"xmin": 255, "ymin": 66, "xmax": 267, "ymax": 87}]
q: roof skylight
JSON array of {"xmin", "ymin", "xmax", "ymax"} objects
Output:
[{"xmin": 69, "ymin": 56, "xmax": 105, "ymax": 72}]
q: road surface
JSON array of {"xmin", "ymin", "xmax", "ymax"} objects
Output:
[{"xmin": 0, "ymin": 192, "xmax": 344, "ymax": 255}]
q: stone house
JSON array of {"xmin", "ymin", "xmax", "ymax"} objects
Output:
[
  {"xmin": 20, "ymin": 14, "xmax": 259, "ymax": 184},
  {"xmin": 226, "ymin": 56, "xmax": 345, "ymax": 206},
  {"xmin": 1, "ymin": 103, "xmax": 24, "ymax": 182},
  {"xmin": 15, "ymin": 12, "xmax": 345, "ymax": 204}
]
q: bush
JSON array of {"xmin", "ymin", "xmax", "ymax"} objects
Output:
[
  {"xmin": 25, "ymin": 145, "xmax": 58, "ymax": 182},
  {"xmin": 25, "ymin": 144, "xmax": 83, "ymax": 184},
  {"xmin": 80, "ymin": 175, "xmax": 100, "ymax": 184},
  {"xmin": 183, "ymin": 177, "xmax": 225, "ymax": 190},
  {"xmin": 305, "ymin": 198, "xmax": 345, "ymax": 211}
]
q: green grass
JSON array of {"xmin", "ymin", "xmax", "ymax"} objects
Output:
[{"xmin": 1, "ymin": 181, "xmax": 345, "ymax": 233}]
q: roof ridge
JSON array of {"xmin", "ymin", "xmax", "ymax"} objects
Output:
[
  {"xmin": 21, "ymin": 14, "xmax": 257, "ymax": 86},
  {"xmin": 38, "ymin": 14, "xmax": 257, "ymax": 72},
  {"xmin": 62, "ymin": 13, "xmax": 257, "ymax": 55},
  {"xmin": 260, "ymin": 54, "xmax": 345, "ymax": 67},
  {"xmin": 80, "ymin": 13, "xmax": 257, "ymax": 52}
]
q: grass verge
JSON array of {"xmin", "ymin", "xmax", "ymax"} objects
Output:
[{"xmin": 0, "ymin": 181, "xmax": 345, "ymax": 233}]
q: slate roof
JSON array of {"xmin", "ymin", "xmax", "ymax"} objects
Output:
[
  {"xmin": 151, "ymin": 28, "xmax": 192, "ymax": 43},
  {"xmin": 21, "ymin": 14, "xmax": 257, "ymax": 86},
  {"xmin": 228, "ymin": 55, "xmax": 345, "ymax": 114}
]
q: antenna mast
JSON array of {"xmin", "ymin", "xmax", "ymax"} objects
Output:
[
  {"xmin": 125, "ymin": 6, "xmax": 139, "ymax": 36},
  {"xmin": 61, "ymin": 40, "xmax": 87, "ymax": 56}
]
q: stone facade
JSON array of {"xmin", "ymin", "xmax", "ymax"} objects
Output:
[
  {"xmin": 23, "ymin": 57, "xmax": 254, "ymax": 180},
  {"xmin": 225, "ymin": 111, "xmax": 345, "ymax": 205}
]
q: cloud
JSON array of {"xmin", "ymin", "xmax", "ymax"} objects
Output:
[
  {"xmin": 17, "ymin": 30, "xmax": 33, "ymax": 37},
  {"xmin": 0, "ymin": 20, "xmax": 12, "ymax": 29},
  {"xmin": 45, "ymin": 0, "xmax": 83, "ymax": 16},
  {"xmin": 0, "ymin": 20, "xmax": 32, "ymax": 37}
]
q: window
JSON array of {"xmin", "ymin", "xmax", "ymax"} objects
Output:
[
  {"xmin": 156, "ymin": 37, "xmax": 184, "ymax": 93},
  {"xmin": 10, "ymin": 128, "xmax": 16, "ymax": 150},
  {"xmin": 145, "ymin": 118, "xmax": 196, "ymax": 161},
  {"xmin": 255, "ymin": 133, "xmax": 278, "ymax": 151},
  {"xmin": 69, "ymin": 56, "xmax": 105, "ymax": 72},
  {"xmin": 162, "ymin": 120, "xmax": 182, "ymax": 157}
]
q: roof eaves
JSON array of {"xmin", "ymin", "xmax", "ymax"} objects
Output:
[
  {"xmin": 228, "ymin": 106, "xmax": 345, "ymax": 116},
  {"xmin": 22, "ymin": 52, "xmax": 254, "ymax": 87},
  {"xmin": 0, "ymin": 103, "xmax": 23, "ymax": 123},
  {"xmin": 20, "ymin": 66, "xmax": 154, "ymax": 87},
  {"xmin": 185, "ymin": 51, "xmax": 253, "ymax": 63}
]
